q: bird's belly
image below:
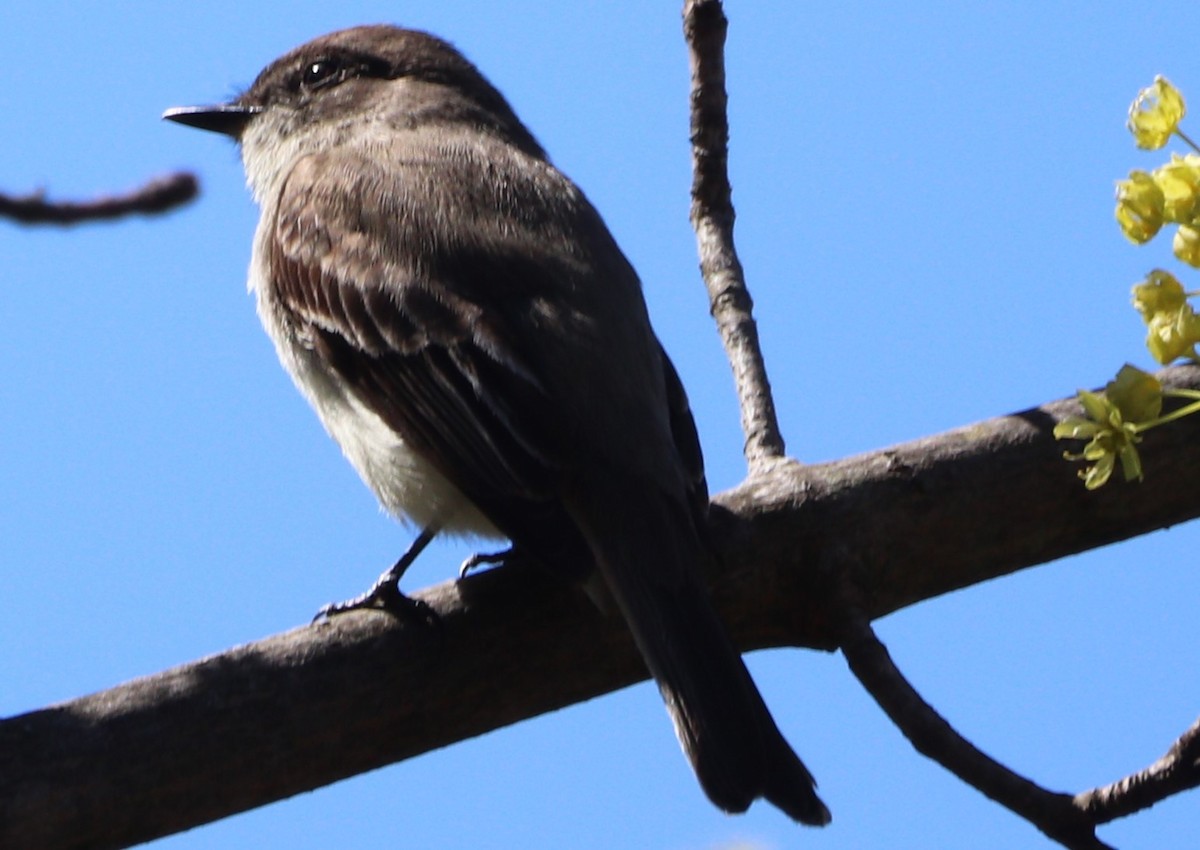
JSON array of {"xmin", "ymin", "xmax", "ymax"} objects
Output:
[{"xmin": 275, "ymin": 334, "xmax": 502, "ymax": 539}]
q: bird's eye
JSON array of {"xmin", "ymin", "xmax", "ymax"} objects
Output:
[{"xmin": 301, "ymin": 58, "xmax": 342, "ymax": 90}]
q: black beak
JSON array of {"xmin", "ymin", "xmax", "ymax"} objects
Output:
[{"xmin": 162, "ymin": 104, "xmax": 261, "ymax": 138}]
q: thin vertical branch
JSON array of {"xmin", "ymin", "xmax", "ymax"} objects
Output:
[{"xmin": 683, "ymin": 0, "xmax": 787, "ymax": 472}]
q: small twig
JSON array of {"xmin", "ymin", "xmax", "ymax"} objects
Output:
[
  {"xmin": 682, "ymin": 0, "xmax": 786, "ymax": 472},
  {"xmin": 0, "ymin": 172, "xmax": 198, "ymax": 226},
  {"xmin": 837, "ymin": 596, "xmax": 1112, "ymax": 850},
  {"xmin": 1075, "ymin": 717, "xmax": 1200, "ymax": 823}
]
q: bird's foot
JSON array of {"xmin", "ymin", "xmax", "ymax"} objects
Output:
[
  {"xmin": 313, "ymin": 572, "xmax": 438, "ymax": 628},
  {"xmin": 313, "ymin": 527, "xmax": 440, "ymax": 626},
  {"xmin": 314, "ymin": 569, "xmax": 410, "ymax": 617}
]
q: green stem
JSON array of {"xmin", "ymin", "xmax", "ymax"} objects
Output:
[{"xmin": 1177, "ymin": 127, "xmax": 1200, "ymax": 153}]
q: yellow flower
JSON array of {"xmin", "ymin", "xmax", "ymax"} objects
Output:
[
  {"xmin": 1147, "ymin": 311, "xmax": 1200, "ymax": 362},
  {"xmin": 1128, "ymin": 75, "xmax": 1186, "ymax": 150},
  {"xmin": 1131, "ymin": 269, "xmax": 1200, "ymax": 362},
  {"xmin": 1106, "ymin": 363, "xmax": 1163, "ymax": 421},
  {"xmin": 1175, "ymin": 224, "xmax": 1200, "ymax": 267},
  {"xmin": 1116, "ymin": 170, "xmax": 1165, "ymax": 243},
  {"xmin": 1153, "ymin": 153, "xmax": 1200, "ymax": 223},
  {"xmin": 1132, "ymin": 268, "xmax": 1187, "ymax": 317},
  {"xmin": 1054, "ymin": 365, "xmax": 1162, "ymax": 488}
]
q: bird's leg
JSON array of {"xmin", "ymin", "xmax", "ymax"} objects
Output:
[{"xmin": 315, "ymin": 525, "xmax": 440, "ymax": 621}]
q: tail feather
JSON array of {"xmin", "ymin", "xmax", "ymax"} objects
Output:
[{"xmin": 569, "ymin": 479, "xmax": 830, "ymax": 825}]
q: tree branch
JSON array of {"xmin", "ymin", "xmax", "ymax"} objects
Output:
[
  {"xmin": 839, "ymin": 603, "xmax": 1113, "ymax": 850},
  {"xmin": 683, "ymin": 9, "xmax": 1108, "ymax": 840},
  {"xmin": 6, "ymin": 365, "xmax": 1200, "ymax": 849},
  {"xmin": 684, "ymin": 0, "xmax": 786, "ymax": 471},
  {"xmin": 0, "ymin": 172, "xmax": 198, "ymax": 226},
  {"xmin": 1075, "ymin": 716, "xmax": 1200, "ymax": 823}
]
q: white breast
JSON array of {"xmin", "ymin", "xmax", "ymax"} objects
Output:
[{"xmin": 246, "ymin": 229, "xmax": 502, "ymax": 540}]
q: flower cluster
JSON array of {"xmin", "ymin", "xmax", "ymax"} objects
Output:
[
  {"xmin": 1115, "ymin": 78, "xmax": 1200, "ymax": 265},
  {"xmin": 1057, "ymin": 76, "xmax": 1200, "ymax": 487},
  {"xmin": 1056, "ymin": 365, "xmax": 1200, "ymax": 488},
  {"xmin": 1054, "ymin": 366, "xmax": 1159, "ymax": 489},
  {"xmin": 1131, "ymin": 269, "xmax": 1200, "ymax": 363}
]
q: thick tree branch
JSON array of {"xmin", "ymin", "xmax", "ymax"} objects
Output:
[
  {"xmin": 684, "ymin": 0, "xmax": 786, "ymax": 470},
  {"xmin": 0, "ymin": 173, "xmax": 198, "ymax": 226},
  {"xmin": 5, "ymin": 365, "xmax": 1200, "ymax": 849}
]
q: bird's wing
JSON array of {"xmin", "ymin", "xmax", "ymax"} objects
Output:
[{"xmin": 267, "ymin": 146, "xmax": 587, "ymax": 554}]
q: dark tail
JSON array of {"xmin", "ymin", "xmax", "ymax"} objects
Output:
[{"xmin": 571, "ymin": 479, "xmax": 831, "ymax": 825}]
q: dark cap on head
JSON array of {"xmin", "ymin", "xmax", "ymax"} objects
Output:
[{"xmin": 163, "ymin": 25, "xmax": 544, "ymax": 157}]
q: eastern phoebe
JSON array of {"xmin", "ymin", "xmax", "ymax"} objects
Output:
[{"xmin": 164, "ymin": 25, "xmax": 829, "ymax": 825}]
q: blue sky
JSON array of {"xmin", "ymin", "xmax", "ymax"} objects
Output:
[{"xmin": 3, "ymin": 3, "xmax": 1197, "ymax": 849}]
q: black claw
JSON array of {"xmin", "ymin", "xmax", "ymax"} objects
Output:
[
  {"xmin": 457, "ymin": 545, "xmax": 535, "ymax": 578},
  {"xmin": 458, "ymin": 547, "xmax": 513, "ymax": 577},
  {"xmin": 312, "ymin": 584, "xmax": 394, "ymax": 620}
]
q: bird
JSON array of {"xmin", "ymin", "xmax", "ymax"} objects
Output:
[{"xmin": 163, "ymin": 24, "xmax": 829, "ymax": 825}]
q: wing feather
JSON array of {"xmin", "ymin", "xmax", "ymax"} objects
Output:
[{"xmin": 267, "ymin": 146, "xmax": 592, "ymax": 563}]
